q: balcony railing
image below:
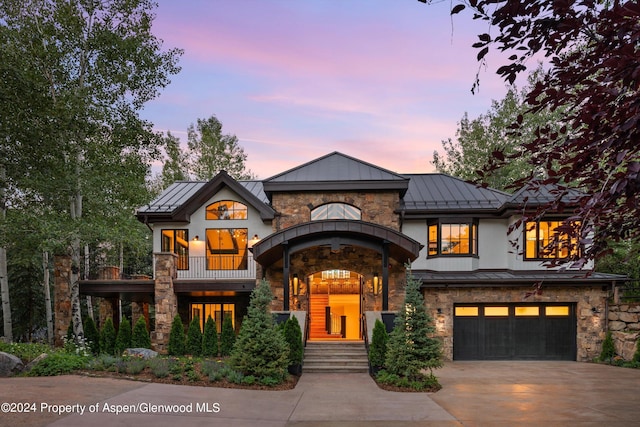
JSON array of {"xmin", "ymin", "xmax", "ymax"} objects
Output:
[{"xmin": 176, "ymin": 255, "xmax": 257, "ymax": 280}]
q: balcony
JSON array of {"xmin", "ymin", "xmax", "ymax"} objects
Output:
[{"xmin": 175, "ymin": 255, "xmax": 257, "ymax": 280}]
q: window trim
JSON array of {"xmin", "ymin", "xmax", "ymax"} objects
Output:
[
  {"xmin": 160, "ymin": 229, "xmax": 189, "ymax": 270},
  {"xmin": 427, "ymin": 219, "xmax": 478, "ymax": 258},
  {"xmin": 205, "ymin": 200, "xmax": 248, "ymax": 220},
  {"xmin": 310, "ymin": 202, "xmax": 362, "ymax": 221}
]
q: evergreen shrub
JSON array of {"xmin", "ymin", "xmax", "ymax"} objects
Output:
[
  {"xmin": 100, "ymin": 318, "xmax": 116, "ymax": 355},
  {"xmin": 132, "ymin": 317, "xmax": 151, "ymax": 349},
  {"xmin": 83, "ymin": 316, "xmax": 100, "ymax": 355},
  {"xmin": 168, "ymin": 315, "xmax": 186, "ymax": 356},
  {"xmin": 187, "ymin": 315, "xmax": 203, "ymax": 356},
  {"xmin": 202, "ymin": 315, "xmax": 219, "ymax": 357},
  {"xmin": 115, "ymin": 317, "xmax": 132, "ymax": 356},
  {"xmin": 369, "ymin": 319, "xmax": 388, "ymax": 371},
  {"xmin": 220, "ymin": 316, "xmax": 236, "ymax": 357}
]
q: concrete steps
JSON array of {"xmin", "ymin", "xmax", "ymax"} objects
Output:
[{"xmin": 303, "ymin": 341, "xmax": 369, "ymax": 373}]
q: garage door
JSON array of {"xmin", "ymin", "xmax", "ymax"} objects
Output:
[{"xmin": 453, "ymin": 303, "xmax": 576, "ymax": 360}]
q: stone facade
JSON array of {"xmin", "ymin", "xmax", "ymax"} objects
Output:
[
  {"xmin": 151, "ymin": 252, "xmax": 178, "ymax": 354},
  {"xmin": 608, "ymin": 302, "xmax": 640, "ymax": 360},
  {"xmin": 53, "ymin": 256, "xmax": 72, "ymax": 347},
  {"xmin": 422, "ymin": 286, "xmax": 609, "ymax": 362}
]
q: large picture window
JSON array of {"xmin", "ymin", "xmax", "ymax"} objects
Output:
[
  {"xmin": 524, "ymin": 220, "xmax": 580, "ymax": 260},
  {"xmin": 161, "ymin": 229, "xmax": 189, "ymax": 270},
  {"xmin": 428, "ymin": 220, "xmax": 478, "ymax": 257},
  {"xmin": 205, "ymin": 228, "xmax": 248, "ymax": 270},
  {"xmin": 311, "ymin": 203, "xmax": 361, "ymax": 220},
  {"xmin": 206, "ymin": 200, "xmax": 247, "ymax": 220},
  {"xmin": 190, "ymin": 303, "xmax": 235, "ymax": 332}
]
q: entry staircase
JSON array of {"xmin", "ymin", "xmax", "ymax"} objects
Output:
[{"xmin": 303, "ymin": 341, "xmax": 369, "ymax": 373}]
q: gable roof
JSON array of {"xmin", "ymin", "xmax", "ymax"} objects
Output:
[
  {"xmin": 262, "ymin": 151, "xmax": 410, "ymax": 198},
  {"xmin": 136, "ymin": 171, "xmax": 275, "ymax": 223},
  {"xmin": 401, "ymin": 173, "xmax": 510, "ymax": 214}
]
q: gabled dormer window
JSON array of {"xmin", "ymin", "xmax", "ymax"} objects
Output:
[
  {"xmin": 428, "ymin": 219, "xmax": 478, "ymax": 257},
  {"xmin": 311, "ymin": 203, "xmax": 361, "ymax": 221},
  {"xmin": 206, "ymin": 200, "xmax": 247, "ymax": 220},
  {"xmin": 524, "ymin": 220, "xmax": 581, "ymax": 260}
]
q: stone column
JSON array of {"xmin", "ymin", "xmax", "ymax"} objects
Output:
[
  {"xmin": 53, "ymin": 256, "xmax": 72, "ymax": 347},
  {"xmin": 151, "ymin": 252, "xmax": 178, "ymax": 353}
]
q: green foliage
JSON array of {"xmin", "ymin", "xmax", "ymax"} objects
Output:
[
  {"xmin": 186, "ymin": 315, "xmax": 203, "ymax": 356},
  {"xmin": 376, "ymin": 369, "xmax": 441, "ymax": 392},
  {"xmin": 148, "ymin": 358, "xmax": 170, "ymax": 378},
  {"xmin": 369, "ymin": 319, "xmax": 388, "ymax": 369},
  {"xmin": 67, "ymin": 321, "xmax": 74, "ymax": 341},
  {"xmin": 0, "ymin": 342, "xmax": 51, "ymax": 363},
  {"xmin": 385, "ymin": 270, "xmax": 443, "ymax": 381},
  {"xmin": 131, "ymin": 317, "xmax": 151, "ymax": 349},
  {"xmin": 168, "ymin": 315, "xmax": 186, "ymax": 356},
  {"xmin": 229, "ymin": 279, "xmax": 289, "ymax": 382},
  {"xmin": 634, "ymin": 338, "xmax": 640, "ymax": 364},
  {"xmin": 27, "ymin": 352, "xmax": 87, "ymax": 376},
  {"xmin": 600, "ymin": 331, "xmax": 616, "ymax": 362},
  {"xmin": 83, "ymin": 316, "xmax": 100, "ymax": 355},
  {"xmin": 283, "ymin": 316, "xmax": 303, "ymax": 367},
  {"xmin": 220, "ymin": 316, "xmax": 236, "ymax": 357},
  {"xmin": 115, "ymin": 317, "xmax": 132, "ymax": 356},
  {"xmin": 202, "ymin": 315, "xmax": 219, "ymax": 357},
  {"xmin": 100, "ymin": 318, "xmax": 116, "ymax": 356}
]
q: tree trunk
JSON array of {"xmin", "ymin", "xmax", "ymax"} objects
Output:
[
  {"xmin": 0, "ymin": 165, "xmax": 12, "ymax": 342},
  {"xmin": 43, "ymin": 252, "xmax": 53, "ymax": 346},
  {"xmin": 69, "ymin": 188, "xmax": 84, "ymax": 342},
  {"xmin": 84, "ymin": 244, "xmax": 93, "ymax": 320}
]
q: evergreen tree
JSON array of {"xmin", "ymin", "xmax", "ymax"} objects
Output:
[
  {"xmin": 202, "ymin": 315, "xmax": 219, "ymax": 357},
  {"xmin": 186, "ymin": 315, "xmax": 203, "ymax": 356},
  {"xmin": 633, "ymin": 338, "xmax": 640, "ymax": 364},
  {"xmin": 600, "ymin": 331, "xmax": 616, "ymax": 362},
  {"xmin": 115, "ymin": 317, "xmax": 132, "ymax": 355},
  {"xmin": 369, "ymin": 319, "xmax": 388, "ymax": 371},
  {"xmin": 229, "ymin": 279, "xmax": 289, "ymax": 381},
  {"xmin": 100, "ymin": 318, "xmax": 116, "ymax": 355},
  {"xmin": 385, "ymin": 270, "xmax": 442, "ymax": 380},
  {"xmin": 168, "ymin": 315, "xmax": 186, "ymax": 356},
  {"xmin": 283, "ymin": 316, "xmax": 303, "ymax": 370},
  {"xmin": 83, "ymin": 316, "xmax": 100, "ymax": 355},
  {"xmin": 219, "ymin": 315, "xmax": 236, "ymax": 357},
  {"xmin": 131, "ymin": 317, "xmax": 151, "ymax": 349}
]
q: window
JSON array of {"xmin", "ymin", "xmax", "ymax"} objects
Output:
[
  {"xmin": 190, "ymin": 303, "xmax": 235, "ymax": 332},
  {"xmin": 206, "ymin": 201, "xmax": 247, "ymax": 220},
  {"xmin": 161, "ymin": 229, "xmax": 189, "ymax": 270},
  {"xmin": 455, "ymin": 306, "xmax": 479, "ymax": 316},
  {"xmin": 311, "ymin": 203, "xmax": 361, "ymax": 220},
  {"xmin": 428, "ymin": 220, "xmax": 478, "ymax": 257},
  {"xmin": 205, "ymin": 228, "xmax": 248, "ymax": 270},
  {"xmin": 525, "ymin": 220, "xmax": 580, "ymax": 260},
  {"xmin": 515, "ymin": 306, "xmax": 540, "ymax": 316}
]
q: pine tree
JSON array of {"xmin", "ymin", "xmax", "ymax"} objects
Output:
[
  {"xmin": 115, "ymin": 317, "xmax": 132, "ymax": 355},
  {"xmin": 283, "ymin": 316, "xmax": 303, "ymax": 370},
  {"xmin": 131, "ymin": 317, "xmax": 151, "ymax": 349},
  {"xmin": 229, "ymin": 279, "xmax": 289, "ymax": 381},
  {"xmin": 83, "ymin": 316, "xmax": 100, "ymax": 355},
  {"xmin": 369, "ymin": 319, "xmax": 388, "ymax": 371},
  {"xmin": 219, "ymin": 315, "xmax": 236, "ymax": 357},
  {"xmin": 202, "ymin": 315, "xmax": 218, "ymax": 357},
  {"xmin": 385, "ymin": 270, "xmax": 443, "ymax": 380},
  {"xmin": 100, "ymin": 318, "xmax": 116, "ymax": 355},
  {"xmin": 600, "ymin": 331, "xmax": 616, "ymax": 362},
  {"xmin": 186, "ymin": 315, "xmax": 203, "ymax": 356},
  {"xmin": 168, "ymin": 315, "xmax": 186, "ymax": 356}
]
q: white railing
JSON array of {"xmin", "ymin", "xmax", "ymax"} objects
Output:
[{"xmin": 176, "ymin": 255, "xmax": 257, "ymax": 280}]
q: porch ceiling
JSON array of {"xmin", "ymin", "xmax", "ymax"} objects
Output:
[
  {"xmin": 252, "ymin": 219, "xmax": 422, "ymax": 268},
  {"xmin": 79, "ymin": 280, "xmax": 154, "ymax": 303}
]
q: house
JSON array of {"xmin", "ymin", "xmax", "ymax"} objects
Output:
[{"xmin": 75, "ymin": 152, "xmax": 624, "ymax": 360}]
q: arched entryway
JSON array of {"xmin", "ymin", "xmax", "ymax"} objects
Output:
[{"xmin": 307, "ymin": 270, "xmax": 363, "ymax": 340}]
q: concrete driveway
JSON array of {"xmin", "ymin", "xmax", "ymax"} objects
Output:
[{"xmin": 0, "ymin": 361, "xmax": 638, "ymax": 426}]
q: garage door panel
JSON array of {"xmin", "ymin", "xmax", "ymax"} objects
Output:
[
  {"xmin": 514, "ymin": 317, "xmax": 544, "ymax": 358},
  {"xmin": 484, "ymin": 317, "xmax": 511, "ymax": 359},
  {"xmin": 453, "ymin": 317, "xmax": 480, "ymax": 360}
]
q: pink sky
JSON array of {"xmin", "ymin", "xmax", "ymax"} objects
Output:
[{"xmin": 142, "ymin": 0, "xmax": 519, "ymax": 179}]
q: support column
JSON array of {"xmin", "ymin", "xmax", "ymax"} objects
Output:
[
  {"xmin": 283, "ymin": 242, "xmax": 290, "ymax": 311},
  {"xmin": 382, "ymin": 241, "xmax": 389, "ymax": 311},
  {"xmin": 53, "ymin": 256, "xmax": 72, "ymax": 347},
  {"xmin": 151, "ymin": 252, "xmax": 178, "ymax": 354}
]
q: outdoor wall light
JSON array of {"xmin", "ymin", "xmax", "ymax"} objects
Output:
[
  {"xmin": 192, "ymin": 235, "xmax": 199, "ymax": 241},
  {"xmin": 372, "ymin": 273, "xmax": 381, "ymax": 296},
  {"xmin": 437, "ymin": 308, "xmax": 443, "ymax": 315},
  {"xmin": 248, "ymin": 234, "xmax": 260, "ymax": 249},
  {"xmin": 292, "ymin": 274, "xmax": 300, "ymax": 296},
  {"xmin": 591, "ymin": 307, "xmax": 600, "ymax": 314}
]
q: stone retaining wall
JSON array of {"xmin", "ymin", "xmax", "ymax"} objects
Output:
[{"xmin": 608, "ymin": 302, "xmax": 640, "ymax": 360}]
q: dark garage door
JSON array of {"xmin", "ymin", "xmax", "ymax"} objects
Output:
[{"xmin": 453, "ymin": 303, "xmax": 576, "ymax": 360}]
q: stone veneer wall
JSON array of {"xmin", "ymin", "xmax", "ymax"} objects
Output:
[
  {"xmin": 53, "ymin": 256, "xmax": 72, "ymax": 347},
  {"xmin": 151, "ymin": 252, "xmax": 178, "ymax": 353},
  {"xmin": 423, "ymin": 286, "xmax": 608, "ymax": 362},
  {"xmin": 607, "ymin": 302, "xmax": 640, "ymax": 360}
]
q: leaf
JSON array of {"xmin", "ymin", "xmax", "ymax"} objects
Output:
[
  {"xmin": 477, "ymin": 46, "xmax": 489, "ymax": 61},
  {"xmin": 451, "ymin": 4, "xmax": 465, "ymax": 14}
]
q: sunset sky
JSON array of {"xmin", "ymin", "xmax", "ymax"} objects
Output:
[{"xmin": 142, "ymin": 0, "xmax": 519, "ymax": 179}]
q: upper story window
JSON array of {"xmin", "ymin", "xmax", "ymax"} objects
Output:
[
  {"xmin": 161, "ymin": 229, "xmax": 189, "ymax": 270},
  {"xmin": 428, "ymin": 220, "xmax": 478, "ymax": 257},
  {"xmin": 524, "ymin": 220, "xmax": 581, "ymax": 260},
  {"xmin": 206, "ymin": 201, "xmax": 247, "ymax": 220},
  {"xmin": 205, "ymin": 228, "xmax": 248, "ymax": 270},
  {"xmin": 311, "ymin": 203, "xmax": 361, "ymax": 221}
]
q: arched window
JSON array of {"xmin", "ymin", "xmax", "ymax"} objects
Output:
[
  {"xmin": 311, "ymin": 203, "xmax": 361, "ymax": 221},
  {"xmin": 206, "ymin": 200, "xmax": 247, "ymax": 220}
]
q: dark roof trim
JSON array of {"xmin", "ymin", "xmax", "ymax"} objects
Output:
[
  {"xmin": 252, "ymin": 219, "xmax": 422, "ymax": 268},
  {"xmin": 137, "ymin": 171, "xmax": 275, "ymax": 223},
  {"xmin": 263, "ymin": 180, "xmax": 409, "ymax": 194}
]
